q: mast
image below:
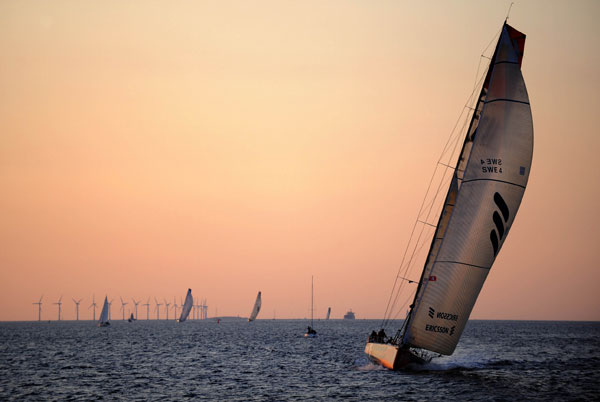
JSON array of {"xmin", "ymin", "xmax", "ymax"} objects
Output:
[{"xmin": 311, "ymin": 276, "xmax": 314, "ymax": 327}]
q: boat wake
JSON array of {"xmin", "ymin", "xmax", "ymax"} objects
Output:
[
  {"xmin": 410, "ymin": 356, "xmax": 514, "ymax": 372},
  {"xmin": 354, "ymin": 357, "xmax": 385, "ymax": 371}
]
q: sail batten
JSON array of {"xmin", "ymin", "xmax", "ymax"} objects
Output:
[{"xmin": 401, "ymin": 23, "xmax": 532, "ymax": 355}]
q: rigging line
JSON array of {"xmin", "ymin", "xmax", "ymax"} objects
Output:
[
  {"xmin": 382, "ymin": 26, "xmax": 501, "ymax": 329},
  {"xmin": 383, "ymin": 163, "xmax": 454, "ymax": 326},
  {"xmin": 385, "ymin": 133, "xmax": 457, "ymax": 327},
  {"xmin": 382, "ymin": 220, "xmax": 429, "ymax": 328},
  {"xmin": 384, "ymin": 222, "xmax": 435, "ymax": 327},
  {"xmin": 391, "ymin": 291, "xmax": 418, "ymax": 323},
  {"xmin": 397, "ymin": 276, "xmax": 419, "ymax": 284},
  {"xmin": 381, "ymin": 158, "xmax": 449, "ymax": 326}
]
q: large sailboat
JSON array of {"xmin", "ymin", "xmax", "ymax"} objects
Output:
[
  {"xmin": 98, "ymin": 296, "xmax": 110, "ymax": 327},
  {"xmin": 365, "ymin": 21, "xmax": 533, "ymax": 369},
  {"xmin": 177, "ymin": 289, "xmax": 193, "ymax": 322},
  {"xmin": 248, "ymin": 291, "xmax": 262, "ymax": 322}
]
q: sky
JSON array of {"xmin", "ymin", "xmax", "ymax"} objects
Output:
[{"xmin": 1, "ymin": 0, "xmax": 599, "ymax": 321}]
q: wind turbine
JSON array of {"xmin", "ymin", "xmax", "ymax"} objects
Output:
[
  {"xmin": 33, "ymin": 296, "xmax": 43, "ymax": 321},
  {"xmin": 120, "ymin": 297, "xmax": 128, "ymax": 320},
  {"xmin": 54, "ymin": 296, "xmax": 63, "ymax": 321},
  {"xmin": 143, "ymin": 298, "xmax": 150, "ymax": 320},
  {"xmin": 202, "ymin": 299, "xmax": 208, "ymax": 320},
  {"xmin": 72, "ymin": 298, "xmax": 83, "ymax": 320},
  {"xmin": 173, "ymin": 297, "xmax": 178, "ymax": 320},
  {"xmin": 108, "ymin": 299, "xmax": 113, "ymax": 320},
  {"xmin": 154, "ymin": 298, "xmax": 162, "ymax": 320},
  {"xmin": 89, "ymin": 295, "xmax": 97, "ymax": 321},
  {"xmin": 164, "ymin": 299, "xmax": 171, "ymax": 320},
  {"xmin": 132, "ymin": 298, "xmax": 140, "ymax": 320}
]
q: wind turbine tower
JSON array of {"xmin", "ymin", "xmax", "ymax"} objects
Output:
[
  {"xmin": 154, "ymin": 298, "xmax": 162, "ymax": 320},
  {"xmin": 54, "ymin": 296, "xmax": 63, "ymax": 321},
  {"xmin": 120, "ymin": 297, "xmax": 128, "ymax": 320},
  {"xmin": 164, "ymin": 299, "xmax": 171, "ymax": 320},
  {"xmin": 72, "ymin": 298, "xmax": 82, "ymax": 320},
  {"xmin": 143, "ymin": 298, "xmax": 150, "ymax": 320},
  {"xmin": 173, "ymin": 297, "xmax": 178, "ymax": 320},
  {"xmin": 33, "ymin": 296, "xmax": 43, "ymax": 321},
  {"xmin": 132, "ymin": 298, "xmax": 140, "ymax": 320},
  {"xmin": 89, "ymin": 295, "xmax": 97, "ymax": 321}
]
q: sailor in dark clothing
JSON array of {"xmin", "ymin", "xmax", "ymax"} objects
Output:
[
  {"xmin": 378, "ymin": 328, "xmax": 387, "ymax": 343},
  {"xmin": 370, "ymin": 330, "xmax": 378, "ymax": 342}
]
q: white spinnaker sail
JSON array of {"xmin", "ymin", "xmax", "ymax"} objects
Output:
[
  {"xmin": 99, "ymin": 296, "xmax": 109, "ymax": 324},
  {"xmin": 178, "ymin": 289, "xmax": 193, "ymax": 322},
  {"xmin": 249, "ymin": 291, "xmax": 261, "ymax": 321},
  {"xmin": 403, "ymin": 24, "xmax": 533, "ymax": 355}
]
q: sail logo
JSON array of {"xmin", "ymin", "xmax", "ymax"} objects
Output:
[
  {"xmin": 450, "ymin": 326, "xmax": 455, "ymax": 336},
  {"xmin": 428, "ymin": 307, "xmax": 435, "ymax": 318},
  {"xmin": 490, "ymin": 192, "xmax": 510, "ymax": 256},
  {"xmin": 425, "ymin": 324, "xmax": 452, "ymax": 335}
]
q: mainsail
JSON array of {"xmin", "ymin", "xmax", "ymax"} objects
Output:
[
  {"xmin": 326, "ymin": 307, "xmax": 331, "ymax": 320},
  {"xmin": 178, "ymin": 289, "xmax": 193, "ymax": 322},
  {"xmin": 367, "ymin": 22, "xmax": 533, "ymax": 366},
  {"xmin": 248, "ymin": 291, "xmax": 262, "ymax": 322},
  {"xmin": 402, "ymin": 23, "xmax": 533, "ymax": 355},
  {"xmin": 98, "ymin": 296, "xmax": 110, "ymax": 326}
]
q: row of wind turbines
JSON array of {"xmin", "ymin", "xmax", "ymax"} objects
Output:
[{"xmin": 32, "ymin": 295, "xmax": 209, "ymax": 321}]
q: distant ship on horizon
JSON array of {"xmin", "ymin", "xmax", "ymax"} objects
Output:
[{"xmin": 343, "ymin": 310, "xmax": 355, "ymax": 320}]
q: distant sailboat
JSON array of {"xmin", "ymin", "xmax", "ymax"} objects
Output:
[
  {"xmin": 365, "ymin": 22, "xmax": 533, "ymax": 370},
  {"xmin": 304, "ymin": 276, "xmax": 317, "ymax": 338},
  {"xmin": 128, "ymin": 313, "xmax": 135, "ymax": 322},
  {"xmin": 248, "ymin": 291, "xmax": 262, "ymax": 322},
  {"xmin": 178, "ymin": 289, "xmax": 193, "ymax": 322},
  {"xmin": 326, "ymin": 307, "xmax": 331, "ymax": 320},
  {"xmin": 98, "ymin": 296, "xmax": 110, "ymax": 327}
]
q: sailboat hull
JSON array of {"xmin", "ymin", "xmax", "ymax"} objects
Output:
[
  {"xmin": 97, "ymin": 322, "xmax": 110, "ymax": 327},
  {"xmin": 364, "ymin": 342, "xmax": 428, "ymax": 370}
]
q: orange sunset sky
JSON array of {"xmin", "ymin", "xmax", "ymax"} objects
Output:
[{"xmin": 1, "ymin": 0, "xmax": 599, "ymax": 321}]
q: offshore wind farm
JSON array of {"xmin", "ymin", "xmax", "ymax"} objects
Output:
[{"xmin": 28, "ymin": 293, "xmax": 211, "ymax": 322}]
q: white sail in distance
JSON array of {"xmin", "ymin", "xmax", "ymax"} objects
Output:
[
  {"xmin": 402, "ymin": 23, "xmax": 533, "ymax": 355},
  {"xmin": 248, "ymin": 291, "xmax": 262, "ymax": 322},
  {"xmin": 178, "ymin": 289, "xmax": 193, "ymax": 322},
  {"xmin": 98, "ymin": 296, "xmax": 110, "ymax": 325}
]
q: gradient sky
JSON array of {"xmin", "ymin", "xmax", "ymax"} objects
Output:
[{"xmin": 1, "ymin": 0, "xmax": 599, "ymax": 321}]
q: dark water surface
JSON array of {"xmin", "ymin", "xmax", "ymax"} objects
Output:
[{"xmin": 1, "ymin": 319, "xmax": 598, "ymax": 400}]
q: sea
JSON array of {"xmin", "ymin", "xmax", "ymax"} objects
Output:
[{"xmin": 0, "ymin": 319, "xmax": 598, "ymax": 401}]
